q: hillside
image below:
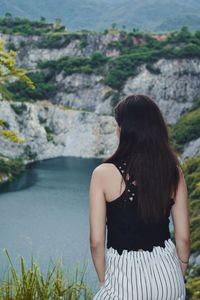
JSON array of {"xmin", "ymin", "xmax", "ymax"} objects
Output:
[
  {"xmin": 1, "ymin": 18, "xmax": 200, "ymax": 126},
  {"xmin": 0, "ymin": 0, "xmax": 200, "ymax": 32}
]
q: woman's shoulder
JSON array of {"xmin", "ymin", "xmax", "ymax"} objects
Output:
[
  {"xmin": 92, "ymin": 162, "xmax": 116, "ymax": 174},
  {"xmin": 91, "ymin": 161, "xmax": 123, "ymax": 179}
]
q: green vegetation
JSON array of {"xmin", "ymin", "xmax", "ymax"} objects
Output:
[
  {"xmin": 23, "ymin": 145, "xmax": 37, "ymax": 160},
  {"xmin": 104, "ymin": 27, "xmax": 200, "ymax": 89},
  {"xmin": 181, "ymin": 155, "xmax": 200, "ymax": 299},
  {"xmin": 0, "ymin": 117, "xmax": 25, "ymax": 143},
  {"xmin": 7, "ymin": 72, "xmax": 57, "ymax": 102},
  {"xmin": 170, "ymin": 97, "xmax": 200, "ymax": 152},
  {"xmin": 146, "ymin": 63, "xmax": 161, "ymax": 74},
  {"xmin": 36, "ymin": 34, "xmax": 74, "ymax": 48},
  {"xmin": 0, "ymin": 15, "xmax": 65, "ymax": 35},
  {"xmin": 0, "ymin": 119, "xmax": 9, "ymax": 129},
  {"xmin": 2, "ymin": 25, "xmax": 200, "ymax": 101},
  {"xmin": 0, "ymin": 84, "xmax": 13, "ymax": 100},
  {"xmin": 5, "ymin": 51, "xmax": 108, "ymax": 101},
  {"xmin": 36, "ymin": 27, "xmax": 200, "ymax": 91},
  {"xmin": 109, "ymin": 91, "xmax": 120, "ymax": 106},
  {"xmin": 36, "ymin": 32, "xmax": 88, "ymax": 49},
  {"xmin": 0, "ymin": 130, "xmax": 25, "ymax": 143},
  {"xmin": 0, "ymin": 38, "xmax": 35, "ymax": 90},
  {"xmin": 38, "ymin": 52, "xmax": 108, "ymax": 76},
  {"xmin": 0, "ymin": 35, "xmax": 35, "ymax": 104},
  {"xmin": 182, "ymin": 155, "xmax": 200, "ymax": 253},
  {"xmin": 0, "ymin": 156, "xmax": 25, "ymax": 186},
  {"xmin": 0, "ymin": 249, "xmax": 93, "ymax": 299},
  {"xmin": 10, "ymin": 103, "xmax": 28, "ymax": 114},
  {"xmin": 44, "ymin": 126, "xmax": 54, "ymax": 143},
  {"xmin": 167, "ymin": 94, "xmax": 200, "ymax": 297},
  {"xmin": 6, "ymin": 41, "xmax": 17, "ymax": 51},
  {"xmin": 186, "ymin": 266, "xmax": 200, "ymax": 300}
]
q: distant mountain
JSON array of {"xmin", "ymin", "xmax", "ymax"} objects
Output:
[{"xmin": 0, "ymin": 0, "xmax": 200, "ymax": 32}]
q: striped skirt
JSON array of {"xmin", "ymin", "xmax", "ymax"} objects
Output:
[{"xmin": 93, "ymin": 238, "xmax": 186, "ymax": 300}]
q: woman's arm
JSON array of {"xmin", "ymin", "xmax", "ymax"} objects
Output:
[
  {"xmin": 171, "ymin": 167, "xmax": 191, "ymax": 278},
  {"xmin": 89, "ymin": 166, "xmax": 106, "ymax": 286}
]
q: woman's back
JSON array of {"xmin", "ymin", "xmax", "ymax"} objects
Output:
[{"xmin": 105, "ymin": 159, "xmax": 175, "ymax": 255}]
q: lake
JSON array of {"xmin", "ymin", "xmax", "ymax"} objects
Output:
[{"xmin": 0, "ymin": 156, "xmax": 103, "ymax": 292}]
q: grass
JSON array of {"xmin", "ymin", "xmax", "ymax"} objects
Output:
[{"xmin": 0, "ymin": 249, "xmax": 93, "ymax": 300}]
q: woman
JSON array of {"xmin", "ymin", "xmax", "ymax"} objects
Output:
[{"xmin": 89, "ymin": 94, "xmax": 190, "ymax": 300}]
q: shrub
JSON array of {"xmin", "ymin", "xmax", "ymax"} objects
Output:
[
  {"xmin": 39, "ymin": 53, "xmax": 108, "ymax": 77},
  {"xmin": 6, "ymin": 42, "xmax": 17, "ymax": 51},
  {"xmin": 36, "ymin": 35, "xmax": 72, "ymax": 49},
  {"xmin": 23, "ymin": 145, "xmax": 37, "ymax": 160},
  {"xmin": 79, "ymin": 35, "xmax": 88, "ymax": 48},
  {"xmin": 146, "ymin": 63, "xmax": 161, "ymax": 74},
  {"xmin": 0, "ymin": 16, "xmax": 61, "ymax": 35},
  {"xmin": 44, "ymin": 126, "xmax": 54, "ymax": 142},
  {"xmin": 0, "ymin": 130, "xmax": 25, "ymax": 143},
  {"xmin": 7, "ymin": 72, "xmax": 57, "ymax": 102},
  {"xmin": 0, "ymin": 119, "xmax": 9, "ymax": 129},
  {"xmin": 10, "ymin": 103, "xmax": 27, "ymax": 115},
  {"xmin": 171, "ymin": 97, "xmax": 200, "ymax": 152},
  {"xmin": 185, "ymin": 266, "xmax": 200, "ymax": 300},
  {"xmin": 0, "ymin": 157, "xmax": 25, "ymax": 182},
  {"xmin": 182, "ymin": 155, "xmax": 200, "ymax": 253}
]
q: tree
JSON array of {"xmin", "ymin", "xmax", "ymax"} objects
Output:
[
  {"xmin": 5, "ymin": 12, "xmax": 12, "ymax": 18},
  {"xmin": 40, "ymin": 16, "xmax": 46, "ymax": 22},
  {"xmin": 53, "ymin": 18, "xmax": 65, "ymax": 31},
  {"xmin": 0, "ymin": 38, "xmax": 35, "ymax": 89},
  {"xmin": 195, "ymin": 30, "xmax": 200, "ymax": 39},
  {"xmin": 133, "ymin": 27, "xmax": 139, "ymax": 33},
  {"xmin": 177, "ymin": 26, "xmax": 191, "ymax": 42},
  {"xmin": 111, "ymin": 23, "xmax": 117, "ymax": 30}
]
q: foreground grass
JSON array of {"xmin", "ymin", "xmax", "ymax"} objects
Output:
[{"xmin": 0, "ymin": 250, "xmax": 94, "ymax": 300}]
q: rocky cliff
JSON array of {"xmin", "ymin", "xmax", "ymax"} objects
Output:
[
  {"xmin": 1, "ymin": 33, "xmax": 200, "ymax": 124},
  {"xmin": 0, "ymin": 100, "xmax": 117, "ymax": 162},
  {"xmin": 0, "ymin": 31, "xmax": 200, "ymax": 161},
  {"xmin": 53, "ymin": 57, "xmax": 200, "ymax": 123}
]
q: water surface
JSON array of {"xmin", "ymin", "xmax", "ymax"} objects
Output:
[{"xmin": 0, "ymin": 156, "xmax": 102, "ymax": 290}]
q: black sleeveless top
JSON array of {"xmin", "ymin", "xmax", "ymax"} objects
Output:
[{"xmin": 106, "ymin": 159, "xmax": 175, "ymax": 255}]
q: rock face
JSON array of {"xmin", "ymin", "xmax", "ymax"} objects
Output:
[
  {"xmin": 53, "ymin": 58, "xmax": 200, "ymax": 123},
  {"xmin": 182, "ymin": 137, "xmax": 200, "ymax": 160},
  {"xmin": 0, "ymin": 32, "xmax": 121, "ymax": 68},
  {"xmin": 1, "ymin": 33, "xmax": 200, "ymax": 123},
  {"xmin": 123, "ymin": 58, "xmax": 200, "ymax": 124},
  {"xmin": 1, "ymin": 98, "xmax": 199, "ymax": 162},
  {"xmin": 0, "ymin": 101, "xmax": 118, "ymax": 162},
  {"xmin": 54, "ymin": 72, "xmax": 114, "ymax": 115}
]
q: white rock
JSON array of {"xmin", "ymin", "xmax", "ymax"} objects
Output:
[{"xmin": 0, "ymin": 100, "xmax": 118, "ymax": 161}]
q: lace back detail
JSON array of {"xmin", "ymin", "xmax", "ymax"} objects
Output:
[{"xmin": 116, "ymin": 161, "xmax": 137, "ymax": 203}]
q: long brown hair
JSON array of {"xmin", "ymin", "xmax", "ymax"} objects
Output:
[{"xmin": 103, "ymin": 94, "xmax": 181, "ymax": 224}]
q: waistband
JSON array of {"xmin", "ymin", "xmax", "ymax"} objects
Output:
[{"xmin": 106, "ymin": 238, "xmax": 176, "ymax": 261}]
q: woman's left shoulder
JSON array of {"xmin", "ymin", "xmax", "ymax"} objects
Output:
[{"xmin": 92, "ymin": 163, "xmax": 112, "ymax": 175}]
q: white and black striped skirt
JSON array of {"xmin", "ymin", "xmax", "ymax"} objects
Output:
[{"xmin": 93, "ymin": 238, "xmax": 186, "ymax": 300}]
